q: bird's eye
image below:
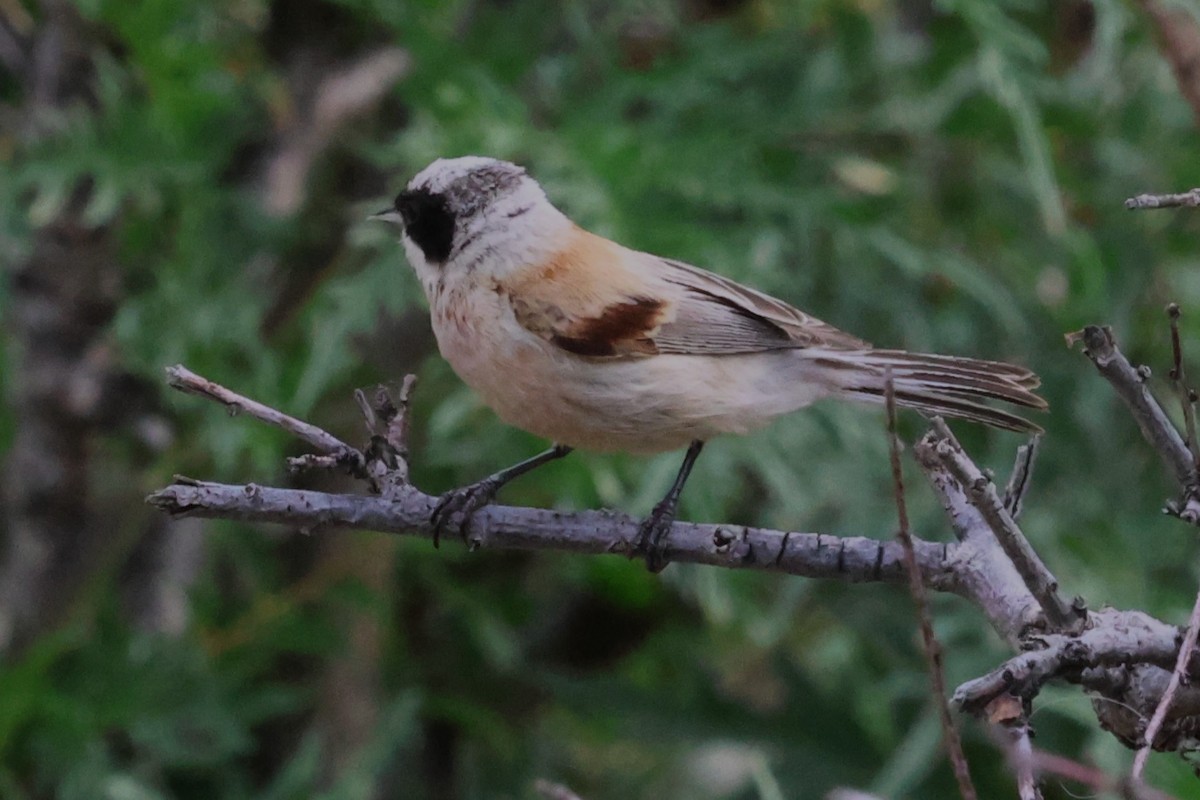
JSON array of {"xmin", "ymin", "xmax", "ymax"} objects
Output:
[{"xmin": 394, "ymin": 189, "xmax": 456, "ymax": 263}]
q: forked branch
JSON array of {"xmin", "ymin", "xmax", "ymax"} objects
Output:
[{"xmin": 149, "ymin": 336, "xmax": 1200, "ymax": 781}]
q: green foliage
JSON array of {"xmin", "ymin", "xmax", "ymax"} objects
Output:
[{"xmin": 5, "ymin": 0, "xmax": 1200, "ymax": 797}]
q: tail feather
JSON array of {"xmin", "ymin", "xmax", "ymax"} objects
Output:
[
  {"xmin": 865, "ymin": 350, "xmax": 1042, "ymax": 389},
  {"xmin": 818, "ymin": 350, "xmax": 1046, "ymax": 433}
]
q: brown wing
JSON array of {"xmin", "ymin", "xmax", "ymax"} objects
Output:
[
  {"xmin": 502, "ymin": 226, "xmax": 668, "ymax": 357},
  {"xmin": 503, "ymin": 226, "xmax": 868, "ymax": 359},
  {"xmin": 657, "ymin": 258, "xmax": 870, "ymax": 352},
  {"xmin": 509, "ymin": 292, "xmax": 663, "ymax": 357}
]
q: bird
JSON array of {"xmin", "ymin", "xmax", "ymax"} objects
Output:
[{"xmin": 375, "ymin": 156, "xmax": 1046, "ymax": 571}]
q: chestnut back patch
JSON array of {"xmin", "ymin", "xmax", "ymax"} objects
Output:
[{"xmin": 551, "ymin": 297, "xmax": 663, "ymax": 357}]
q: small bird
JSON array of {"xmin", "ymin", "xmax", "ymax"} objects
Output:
[{"xmin": 377, "ymin": 156, "xmax": 1045, "ymax": 571}]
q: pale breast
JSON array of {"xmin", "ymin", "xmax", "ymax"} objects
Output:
[{"xmin": 427, "ymin": 281, "xmax": 825, "ymax": 454}]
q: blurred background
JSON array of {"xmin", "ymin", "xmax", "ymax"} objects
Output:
[{"xmin": 3, "ymin": 0, "xmax": 1200, "ymax": 797}]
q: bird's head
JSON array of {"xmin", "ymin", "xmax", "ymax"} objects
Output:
[{"xmin": 377, "ymin": 156, "xmax": 568, "ymax": 286}]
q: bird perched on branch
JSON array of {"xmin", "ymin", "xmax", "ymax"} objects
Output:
[{"xmin": 377, "ymin": 156, "xmax": 1045, "ymax": 571}]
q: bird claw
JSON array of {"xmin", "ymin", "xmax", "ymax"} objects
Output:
[
  {"xmin": 431, "ymin": 478, "xmax": 500, "ymax": 547},
  {"xmin": 636, "ymin": 501, "xmax": 678, "ymax": 573}
]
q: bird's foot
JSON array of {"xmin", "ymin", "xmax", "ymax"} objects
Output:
[
  {"xmin": 431, "ymin": 478, "xmax": 500, "ymax": 547},
  {"xmin": 635, "ymin": 500, "xmax": 679, "ymax": 573}
]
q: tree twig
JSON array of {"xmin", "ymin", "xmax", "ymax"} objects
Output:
[
  {"xmin": 1070, "ymin": 326, "xmax": 1194, "ymax": 485},
  {"xmin": 1001, "ymin": 719, "xmax": 1043, "ymax": 800},
  {"xmin": 1030, "ymin": 749, "xmax": 1178, "ymax": 800},
  {"xmin": 1131, "ymin": 579, "xmax": 1200, "ymax": 780},
  {"xmin": 914, "ymin": 437, "xmax": 1045, "ymax": 644},
  {"xmin": 953, "ymin": 608, "xmax": 1184, "ymax": 713},
  {"xmin": 166, "ymin": 364, "xmax": 365, "ymax": 474},
  {"xmin": 884, "ymin": 377, "xmax": 977, "ymax": 800},
  {"xmin": 1125, "ymin": 189, "xmax": 1200, "ymax": 210},
  {"xmin": 1071, "ymin": 325, "xmax": 1200, "ymax": 522},
  {"xmin": 1003, "ymin": 436, "xmax": 1041, "ymax": 521},
  {"xmin": 1165, "ymin": 304, "xmax": 1199, "ymax": 472},
  {"xmin": 926, "ymin": 420, "xmax": 1083, "ymax": 633}
]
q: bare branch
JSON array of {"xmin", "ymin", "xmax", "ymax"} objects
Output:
[
  {"xmin": 1165, "ymin": 304, "xmax": 1200, "ymax": 471},
  {"xmin": 151, "ymin": 362, "xmax": 1200, "ymax": 771},
  {"xmin": 386, "ymin": 374, "xmax": 418, "ymax": 455},
  {"xmin": 1126, "ymin": 189, "xmax": 1200, "ymax": 210},
  {"xmin": 1071, "ymin": 325, "xmax": 1200, "ymax": 521},
  {"xmin": 1072, "ymin": 325, "xmax": 1192, "ymax": 482},
  {"xmin": 1002, "ymin": 437, "xmax": 1040, "ymax": 521},
  {"xmin": 146, "ymin": 479, "xmax": 965, "ymax": 589},
  {"xmin": 925, "ymin": 420, "xmax": 1083, "ymax": 633},
  {"xmin": 1029, "ymin": 750, "xmax": 1179, "ymax": 800},
  {"xmin": 953, "ymin": 609, "xmax": 1183, "ymax": 714},
  {"xmin": 287, "ymin": 454, "xmax": 342, "ymax": 474},
  {"xmin": 884, "ymin": 378, "xmax": 976, "ymax": 800},
  {"xmin": 914, "ymin": 435, "xmax": 1046, "ymax": 644},
  {"xmin": 1001, "ymin": 720, "xmax": 1043, "ymax": 800},
  {"xmin": 1131, "ymin": 578, "xmax": 1200, "ymax": 780},
  {"xmin": 166, "ymin": 364, "xmax": 364, "ymax": 473}
]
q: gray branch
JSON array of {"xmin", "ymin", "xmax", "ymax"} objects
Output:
[
  {"xmin": 147, "ymin": 361, "xmax": 1200, "ymax": 770},
  {"xmin": 1072, "ymin": 326, "xmax": 1195, "ymax": 489},
  {"xmin": 1125, "ymin": 189, "xmax": 1200, "ymax": 210},
  {"xmin": 166, "ymin": 365, "xmax": 363, "ymax": 470},
  {"xmin": 147, "ymin": 479, "xmax": 962, "ymax": 590},
  {"xmin": 925, "ymin": 420, "xmax": 1083, "ymax": 634},
  {"xmin": 953, "ymin": 608, "xmax": 1182, "ymax": 713}
]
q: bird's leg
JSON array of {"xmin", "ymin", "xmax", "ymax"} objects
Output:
[
  {"xmin": 431, "ymin": 444, "xmax": 573, "ymax": 547},
  {"xmin": 637, "ymin": 440, "xmax": 705, "ymax": 573}
]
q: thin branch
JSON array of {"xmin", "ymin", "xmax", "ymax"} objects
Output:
[
  {"xmin": 992, "ymin": 718, "xmax": 1180, "ymax": 800},
  {"xmin": 1003, "ymin": 436, "xmax": 1041, "ymax": 521},
  {"xmin": 884, "ymin": 377, "xmax": 977, "ymax": 800},
  {"xmin": 387, "ymin": 374, "xmax": 418, "ymax": 455},
  {"xmin": 1162, "ymin": 305, "xmax": 1200, "ymax": 524},
  {"xmin": 914, "ymin": 437, "xmax": 1045, "ymax": 644},
  {"xmin": 1165, "ymin": 304, "xmax": 1200, "ymax": 471},
  {"xmin": 953, "ymin": 609, "xmax": 1183, "ymax": 713},
  {"xmin": 1125, "ymin": 189, "xmax": 1200, "ymax": 210},
  {"xmin": 1071, "ymin": 325, "xmax": 1192, "ymax": 483},
  {"xmin": 356, "ymin": 378, "xmax": 417, "ymax": 493},
  {"xmin": 166, "ymin": 364, "xmax": 365, "ymax": 473},
  {"xmin": 927, "ymin": 420, "xmax": 1083, "ymax": 633},
  {"xmin": 287, "ymin": 453, "xmax": 341, "ymax": 473},
  {"xmin": 1002, "ymin": 720, "xmax": 1043, "ymax": 800},
  {"xmin": 1131, "ymin": 578, "xmax": 1200, "ymax": 780},
  {"xmin": 1029, "ymin": 750, "xmax": 1179, "ymax": 800},
  {"xmin": 1071, "ymin": 325, "xmax": 1200, "ymax": 522}
]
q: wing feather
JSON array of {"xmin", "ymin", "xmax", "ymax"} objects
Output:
[
  {"xmin": 503, "ymin": 229, "xmax": 868, "ymax": 359},
  {"xmin": 654, "ymin": 257, "xmax": 870, "ymax": 353},
  {"xmin": 662, "ymin": 261, "xmax": 868, "ymax": 352}
]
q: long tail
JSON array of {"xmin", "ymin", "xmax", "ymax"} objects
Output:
[{"xmin": 817, "ymin": 350, "xmax": 1047, "ymax": 433}]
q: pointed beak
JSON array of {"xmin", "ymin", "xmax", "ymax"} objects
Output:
[{"xmin": 369, "ymin": 208, "xmax": 404, "ymax": 227}]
